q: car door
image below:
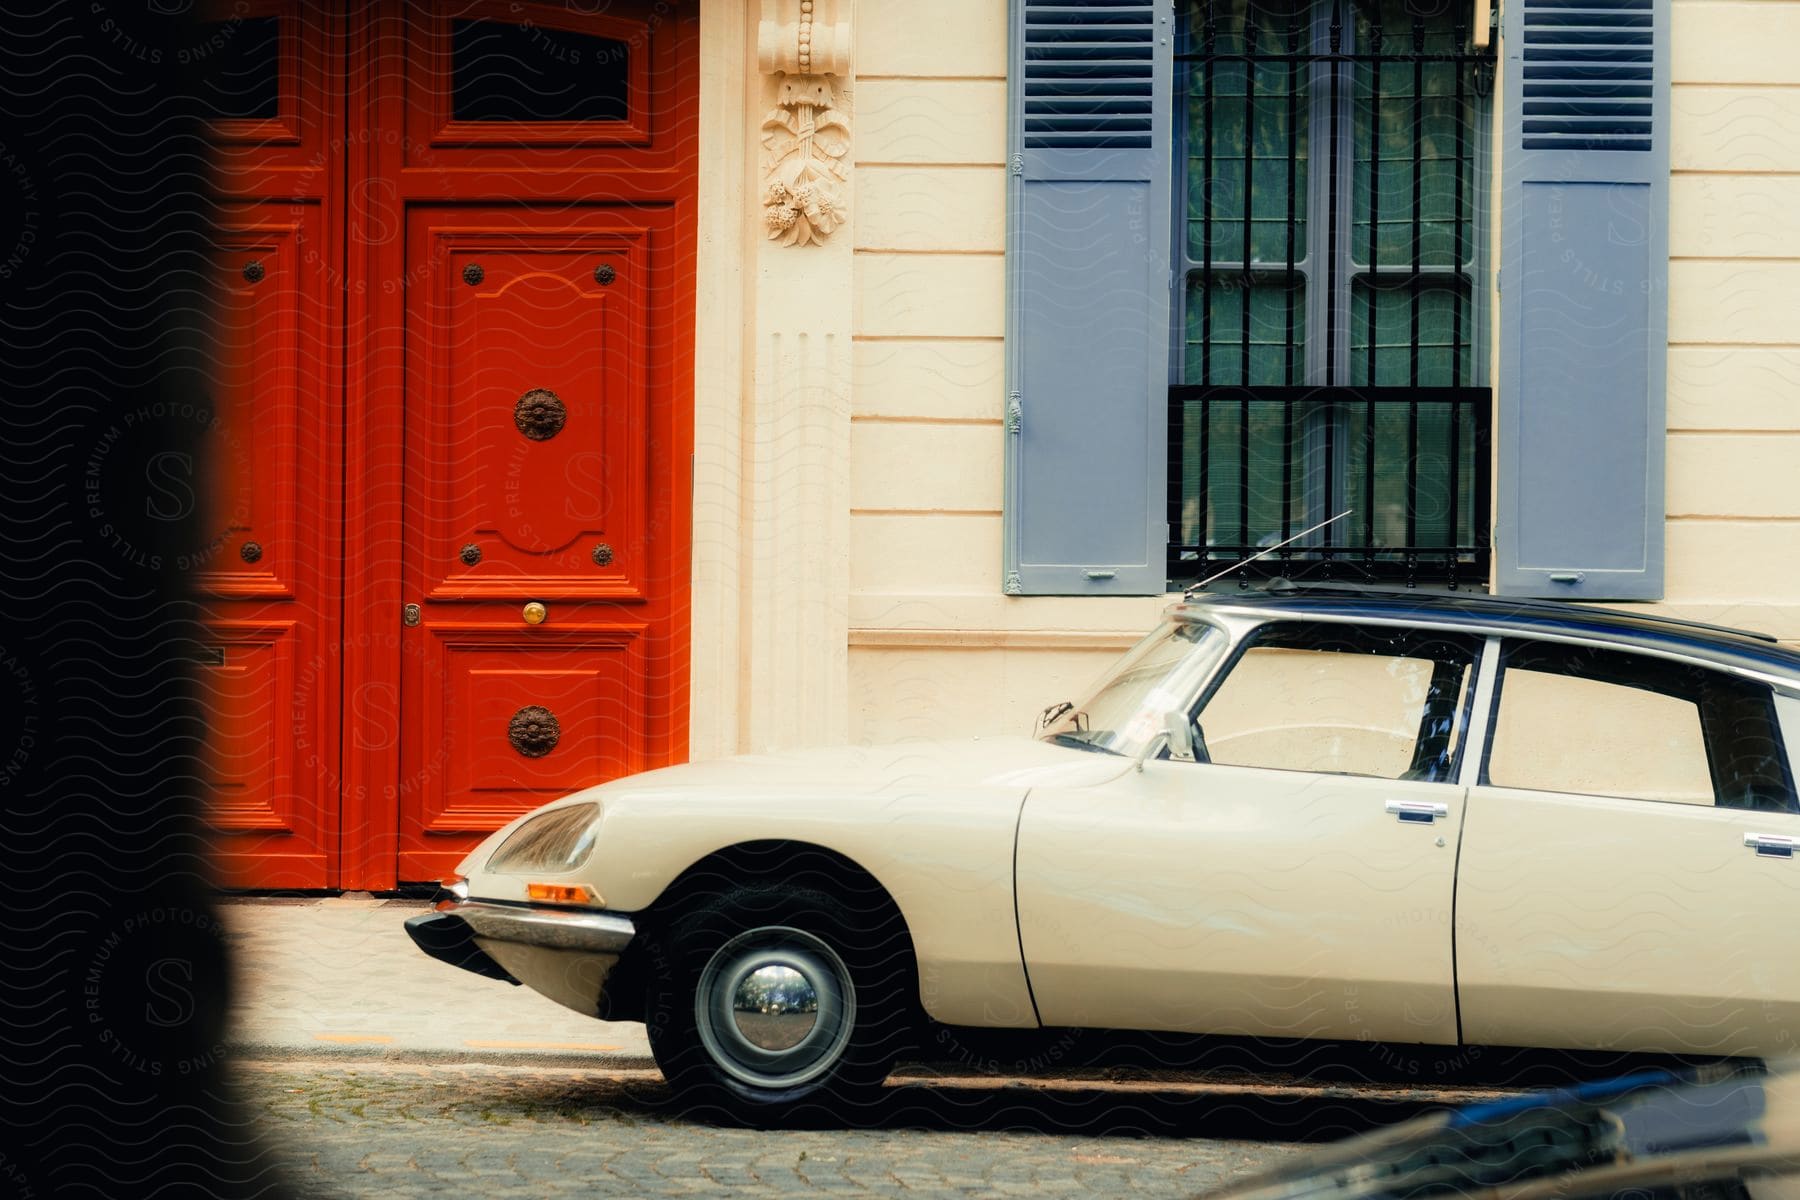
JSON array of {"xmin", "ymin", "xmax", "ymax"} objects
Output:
[
  {"xmin": 1455, "ymin": 638, "xmax": 1800, "ymax": 1057},
  {"xmin": 1015, "ymin": 619, "xmax": 1484, "ymax": 1043}
]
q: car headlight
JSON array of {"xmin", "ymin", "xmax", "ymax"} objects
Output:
[{"xmin": 485, "ymin": 803, "xmax": 601, "ymax": 875}]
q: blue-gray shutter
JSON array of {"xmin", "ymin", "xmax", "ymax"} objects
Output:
[
  {"xmin": 1004, "ymin": 0, "xmax": 1174, "ymax": 596},
  {"xmin": 1494, "ymin": 0, "xmax": 1670, "ymax": 600}
]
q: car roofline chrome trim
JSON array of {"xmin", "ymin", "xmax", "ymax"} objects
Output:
[{"xmin": 1168, "ymin": 602, "xmax": 1800, "ymax": 694}]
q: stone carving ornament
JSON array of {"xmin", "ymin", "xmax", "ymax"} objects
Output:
[{"xmin": 758, "ymin": 0, "xmax": 852, "ymax": 246}]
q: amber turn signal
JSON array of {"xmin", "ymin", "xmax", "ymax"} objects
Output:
[{"xmin": 526, "ymin": 882, "xmax": 600, "ymax": 906}]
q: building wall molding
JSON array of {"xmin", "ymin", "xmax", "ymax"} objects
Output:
[
  {"xmin": 689, "ymin": 0, "xmax": 751, "ymax": 761},
  {"xmin": 849, "ymin": 628, "xmax": 1143, "ymax": 651}
]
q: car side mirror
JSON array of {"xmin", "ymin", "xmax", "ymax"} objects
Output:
[
  {"xmin": 1135, "ymin": 710, "xmax": 1197, "ymax": 773},
  {"xmin": 1163, "ymin": 709, "xmax": 1195, "ymax": 762}
]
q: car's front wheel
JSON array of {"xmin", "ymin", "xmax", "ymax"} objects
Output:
[{"xmin": 643, "ymin": 884, "xmax": 909, "ymax": 1126}]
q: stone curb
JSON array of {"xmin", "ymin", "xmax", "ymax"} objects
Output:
[
  {"xmin": 228, "ymin": 1041, "xmax": 659, "ymax": 1071},
  {"xmin": 226, "ymin": 1042, "xmax": 1527, "ymax": 1110}
]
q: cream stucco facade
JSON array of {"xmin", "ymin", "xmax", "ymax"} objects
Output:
[{"xmin": 690, "ymin": 0, "xmax": 1800, "ymax": 759}]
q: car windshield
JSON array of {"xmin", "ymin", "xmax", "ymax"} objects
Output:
[{"xmin": 1042, "ymin": 619, "xmax": 1226, "ymax": 758}]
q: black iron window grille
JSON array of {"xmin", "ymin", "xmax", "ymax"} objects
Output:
[{"xmin": 1170, "ymin": 0, "xmax": 1495, "ymax": 589}]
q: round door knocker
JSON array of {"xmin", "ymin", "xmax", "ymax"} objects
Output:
[
  {"xmin": 459, "ymin": 543, "xmax": 481, "ymax": 565},
  {"xmin": 242, "ymin": 260, "xmax": 265, "ymax": 284},
  {"xmin": 462, "ymin": 262, "xmax": 484, "ymax": 286},
  {"xmin": 508, "ymin": 705, "xmax": 561, "ymax": 758},
  {"xmin": 593, "ymin": 263, "xmax": 616, "ymax": 286},
  {"xmin": 239, "ymin": 541, "xmax": 263, "ymax": 563},
  {"xmin": 513, "ymin": 388, "xmax": 566, "ymax": 441},
  {"xmin": 591, "ymin": 543, "xmax": 613, "ymax": 566}
]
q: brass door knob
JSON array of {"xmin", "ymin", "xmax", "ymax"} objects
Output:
[{"xmin": 522, "ymin": 601, "xmax": 548, "ymax": 625}]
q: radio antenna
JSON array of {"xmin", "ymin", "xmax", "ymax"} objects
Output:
[{"xmin": 1183, "ymin": 509, "xmax": 1353, "ymax": 596}]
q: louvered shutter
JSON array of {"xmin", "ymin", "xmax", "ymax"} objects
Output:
[
  {"xmin": 1004, "ymin": 0, "xmax": 1174, "ymax": 596},
  {"xmin": 1494, "ymin": 0, "xmax": 1670, "ymax": 600}
]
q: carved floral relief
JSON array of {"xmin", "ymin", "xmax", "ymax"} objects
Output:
[
  {"xmin": 758, "ymin": 1, "xmax": 852, "ymax": 247},
  {"xmin": 762, "ymin": 75, "xmax": 851, "ymax": 246}
]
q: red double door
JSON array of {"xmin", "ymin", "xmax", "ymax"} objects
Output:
[{"xmin": 200, "ymin": 2, "xmax": 696, "ymax": 889}]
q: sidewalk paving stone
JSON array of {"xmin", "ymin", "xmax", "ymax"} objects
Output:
[{"xmin": 221, "ymin": 896, "xmax": 653, "ymax": 1064}]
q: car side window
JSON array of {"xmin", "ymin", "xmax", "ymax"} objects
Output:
[
  {"xmin": 1483, "ymin": 641, "xmax": 1798, "ymax": 814},
  {"xmin": 1193, "ymin": 622, "xmax": 1480, "ymax": 782}
]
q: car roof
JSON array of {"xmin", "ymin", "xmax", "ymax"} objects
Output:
[{"xmin": 1175, "ymin": 582, "xmax": 1800, "ymax": 685}]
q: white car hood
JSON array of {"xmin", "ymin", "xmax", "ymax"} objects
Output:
[
  {"xmin": 578, "ymin": 735, "xmax": 1132, "ymax": 803},
  {"xmin": 456, "ymin": 737, "xmax": 1132, "ymax": 880}
]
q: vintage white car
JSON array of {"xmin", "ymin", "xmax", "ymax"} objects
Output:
[{"xmin": 408, "ymin": 585, "xmax": 1800, "ymax": 1123}]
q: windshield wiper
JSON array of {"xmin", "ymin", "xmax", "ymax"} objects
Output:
[{"xmin": 1044, "ymin": 730, "xmax": 1118, "ymax": 755}]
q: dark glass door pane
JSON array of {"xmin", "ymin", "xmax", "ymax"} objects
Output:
[{"xmin": 451, "ymin": 19, "xmax": 629, "ymax": 123}]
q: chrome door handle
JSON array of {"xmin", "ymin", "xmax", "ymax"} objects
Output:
[
  {"xmin": 1389, "ymin": 805, "xmax": 1447, "ymax": 827},
  {"xmin": 1745, "ymin": 833, "xmax": 1796, "ymax": 859},
  {"xmin": 1386, "ymin": 800, "xmax": 1448, "ymax": 824}
]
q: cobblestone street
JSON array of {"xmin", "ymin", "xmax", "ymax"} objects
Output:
[
  {"xmin": 222, "ymin": 898, "xmax": 1549, "ymax": 1198},
  {"xmin": 242, "ymin": 1059, "xmax": 1314, "ymax": 1198}
]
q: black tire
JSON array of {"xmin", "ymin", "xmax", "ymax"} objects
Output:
[{"xmin": 642, "ymin": 883, "xmax": 912, "ymax": 1127}]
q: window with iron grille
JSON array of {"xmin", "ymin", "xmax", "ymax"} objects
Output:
[{"xmin": 1170, "ymin": 0, "xmax": 1496, "ymax": 588}]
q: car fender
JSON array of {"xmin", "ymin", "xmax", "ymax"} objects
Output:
[{"xmin": 585, "ymin": 783, "xmax": 1040, "ymax": 1029}]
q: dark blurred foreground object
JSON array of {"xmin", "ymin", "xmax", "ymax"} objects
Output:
[
  {"xmin": 1204, "ymin": 1060, "xmax": 1800, "ymax": 1200},
  {"xmin": 0, "ymin": 3, "xmax": 287, "ymax": 1196}
]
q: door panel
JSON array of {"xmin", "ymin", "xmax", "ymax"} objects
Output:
[
  {"xmin": 1015, "ymin": 764, "xmax": 1465, "ymax": 1043},
  {"xmin": 1456, "ymin": 787, "xmax": 1800, "ymax": 1056},
  {"xmin": 201, "ymin": 218, "xmax": 304, "ymax": 598},
  {"xmin": 411, "ymin": 218, "xmax": 649, "ymax": 600},
  {"xmin": 395, "ymin": 200, "xmax": 687, "ymax": 881},
  {"xmin": 198, "ymin": 620, "xmax": 330, "ymax": 886},
  {"xmin": 399, "ymin": 622, "xmax": 649, "ymax": 879},
  {"xmin": 198, "ymin": 200, "xmax": 338, "ymax": 887},
  {"xmin": 203, "ymin": 625, "xmax": 297, "ymax": 827}
]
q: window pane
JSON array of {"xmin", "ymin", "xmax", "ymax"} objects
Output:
[
  {"xmin": 197, "ymin": 15, "xmax": 280, "ymax": 122},
  {"xmin": 1488, "ymin": 669, "xmax": 1714, "ymax": 805},
  {"xmin": 1182, "ymin": 0, "xmax": 1309, "ymax": 266},
  {"xmin": 1340, "ymin": 394, "xmax": 1483, "ymax": 553},
  {"xmin": 1185, "ymin": 273, "xmax": 1304, "ymax": 386},
  {"xmin": 1349, "ymin": 275, "xmax": 1472, "ymax": 386},
  {"xmin": 1351, "ymin": 0, "xmax": 1480, "ymax": 271},
  {"xmin": 1198, "ymin": 624, "xmax": 1476, "ymax": 780},
  {"xmin": 451, "ymin": 19, "xmax": 629, "ymax": 123},
  {"xmin": 1175, "ymin": 391, "xmax": 1309, "ymax": 552}
]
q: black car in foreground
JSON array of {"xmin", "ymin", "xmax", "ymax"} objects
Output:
[{"xmin": 1206, "ymin": 1060, "xmax": 1800, "ymax": 1200}]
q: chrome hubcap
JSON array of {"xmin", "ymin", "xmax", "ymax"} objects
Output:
[
  {"xmin": 731, "ymin": 964, "xmax": 818, "ymax": 1051},
  {"xmin": 695, "ymin": 926, "xmax": 854, "ymax": 1089}
]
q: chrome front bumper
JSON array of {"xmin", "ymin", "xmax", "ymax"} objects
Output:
[{"xmin": 405, "ymin": 898, "xmax": 637, "ymax": 985}]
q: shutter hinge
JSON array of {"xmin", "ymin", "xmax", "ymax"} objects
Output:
[
  {"xmin": 1009, "ymin": 154, "xmax": 1024, "ymax": 177},
  {"xmin": 1004, "ymin": 570, "xmax": 1024, "ymax": 596},
  {"xmin": 1494, "ymin": 268, "xmax": 1501, "ymax": 292},
  {"xmin": 1006, "ymin": 392, "xmax": 1023, "ymax": 433}
]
